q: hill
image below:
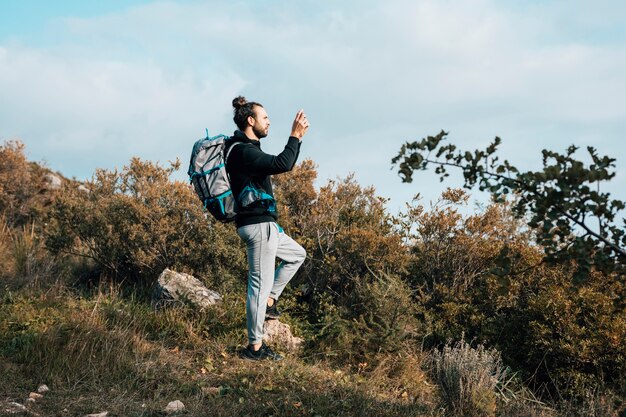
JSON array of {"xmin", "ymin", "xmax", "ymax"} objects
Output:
[{"xmin": 1, "ymin": 140, "xmax": 624, "ymax": 416}]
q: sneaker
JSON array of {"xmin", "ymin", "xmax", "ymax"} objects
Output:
[
  {"xmin": 265, "ymin": 301, "xmax": 281, "ymax": 320},
  {"xmin": 241, "ymin": 343, "xmax": 284, "ymax": 361}
]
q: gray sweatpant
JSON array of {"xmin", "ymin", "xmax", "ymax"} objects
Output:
[{"xmin": 237, "ymin": 222, "xmax": 306, "ymax": 345}]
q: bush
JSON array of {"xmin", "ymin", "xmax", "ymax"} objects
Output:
[
  {"xmin": 402, "ymin": 189, "xmax": 626, "ymax": 400},
  {"xmin": 0, "ymin": 140, "xmax": 51, "ymax": 227},
  {"xmin": 519, "ymin": 268, "xmax": 626, "ymax": 399},
  {"xmin": 557, "ymin": 388, "xmax": 625, "ymax": 417},
  {"xmin": 45, "ymin": 158, "xmax": 246, "ymax": 288},
  {"xmin": 498, "ymin": 399, "xmax": 556, "ymax": 417},
  {"xmin": 273, "ymin": 161, "xmax": 408, "ymax": 300},
  {"xmin": 272, "ymin": 161, "xmax": 415, "ymax": 364},
  {"xmin": 314, "ymin": 272, "xmax": 421, "ymax": 366},
  {"xmin": 430, "ymin": 340, "xmax": 508, "ymax": 417}
]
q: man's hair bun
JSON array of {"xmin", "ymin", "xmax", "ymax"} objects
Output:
[
  {"xmin": 232, "ymin": 96, "xmax": 248, "ymax": 109},
  {"xmin": 231, "ymin": 96, "xmax": 263, "ymax": 130}
]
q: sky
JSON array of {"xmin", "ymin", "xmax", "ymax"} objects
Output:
[{"xmin": 1, "ymin": 0, "xmax": 626, "ymax": 215}]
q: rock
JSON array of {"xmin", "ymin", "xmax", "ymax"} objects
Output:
[
  {"xmin": 164, "ymin": 400, "xmax": 185, "ymax": 414},
  {"xmin": 26, "ymin": 398, "xmax": 36, "ymax": 404},
  {"xmin": 44, "ymin": 173, "xmax": 63, "ymax": 189},
  {"xmin": 263, "ymin": 319, "xmax": 303, "ymax": 351},
  {"xmin": 153, "ymin": 269, "xmax": 221, "ymax": 310},
  {"xmin": 77, "ymin": 184, "xmax": 90, "ymax": 193},
  {"xmin": 37, "ymin": 384, "xmax": 49, "ymax": 394},
  {"xmin": 4, "ymin": 402, "xmax": 27, "ymax": 414},
  {"xmin": 84, "ymin": 412, "xmax": 108, "ymax": 417},
  {"xmin": 28, "ymin": 392, "xmax": 43, "ymax": 400}
]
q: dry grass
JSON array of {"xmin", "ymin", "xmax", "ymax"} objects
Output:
[
  {"xmin": 557, "ymin": 388, "xmax": 626, "ymax": 417},
  {"xmin": 1, "ymin": 271, "xmax": 618, "ymax": 417},
  {"xmin": 0, "ymin": 285, "xmax": 441, "ymax": 417},
  {"xmin": 0, "ymin": 216, "xmax": 55, "ymax": 291}
]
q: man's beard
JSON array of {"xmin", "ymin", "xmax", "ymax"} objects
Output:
[{"xmin": 253, "ymin": 125, "xmax": 268, "ymax": 139}]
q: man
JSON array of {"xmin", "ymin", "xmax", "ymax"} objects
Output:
[{"xmin": 226, "ymin": 96, "xmax": 309, "ymax": 361}]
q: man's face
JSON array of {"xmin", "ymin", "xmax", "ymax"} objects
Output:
[{"xmin": 250, "ymin": 106, "xmax": 270, "ymax": 139}]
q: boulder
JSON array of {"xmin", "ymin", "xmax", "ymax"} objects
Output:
[
  {"xmin": 152, "ymin": 269, "xmax": 221, "ymax": 310},
  {"xmin": 44, "ymin": 173, "xmax": 63, "ymax": 189},
  {"xmin": 263, "ymin": 320, "xmax": 303, "ymax": 351},
  {"xmin": 37, "ymin": 384, "xmax": 49, "ymax": 394},
  {"xmin": 84, "ymin": 412, "xmax": 108, "ymax": 417},
  {"xmin": 3, "ymin": 402, "xmax": 27, "ymax": 414}
]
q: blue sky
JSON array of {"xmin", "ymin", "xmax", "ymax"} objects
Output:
[{"xmin": 1, "ymin": 0, "xmax": 626, "ymax": 214}]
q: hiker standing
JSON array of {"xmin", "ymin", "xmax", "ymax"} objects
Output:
[{"xmin": 226, "ymin": 96, "xmax": 309, "ymax": 361}]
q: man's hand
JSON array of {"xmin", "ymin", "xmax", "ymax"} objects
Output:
[{"xmin": 290, "ymin": 109, "xmax": 310, "ymax": 139}]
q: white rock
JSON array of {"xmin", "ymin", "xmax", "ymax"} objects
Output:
[
  {"xmin": 84, "ymin": 412, "xmax": 108, "ymax": 417},
  {"xmin": 263, "ymin": 319, "xmax": 303, "ymax": 351},
  {"xmin": 37, "ymin": 384, "xmax": 50, "ymax": 393},
  {"xmin": 4, "ymin": 402, "xmax": 27, "ymax": 413},
  {"xmin": 44, "ymin": 172, "xmax": 63, "ymax": 189},
  {"xmin": 77, "ymin": 184, "xmax": 90, "ymax": 193},
  {"xmin": 164, "ymin": 400, "xmax": 185, "ymax": 414},
  {"xmin": 153, "ymin": 269, "xmax": 221, "ymax": 310}
]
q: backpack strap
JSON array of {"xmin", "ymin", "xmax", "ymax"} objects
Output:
[{"xmin": 224, "ymin": 141, "xmax": 242, "ymax": 168}]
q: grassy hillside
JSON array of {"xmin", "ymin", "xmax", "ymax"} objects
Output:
[
  {"xmin": 1, "ymin": 140, "xmax": 624, "ymax": 416},
  {"xmin": 0, "ymin": 284, "xmax": 438, "ymax": 416}
]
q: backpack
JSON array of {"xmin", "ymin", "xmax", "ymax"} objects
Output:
[{"xmin": 187, "ymin": 130, "xmax": 240, "ymax": 222}]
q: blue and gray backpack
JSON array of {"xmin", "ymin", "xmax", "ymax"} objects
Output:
[
  {"xmin": 188, "ymin": 130, "xmax": 277, "ymax": 222},
  {"xmin": 188, "ymin": 131, "xmax": 240, "ymax": 222}
]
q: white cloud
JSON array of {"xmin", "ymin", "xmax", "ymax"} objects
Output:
[
  {"xmin": 0, "ymin": 44, "xmax": 246, "ymax": 177},
  {"xmin": 1, "ymin": 0, "xmax": 624, "ymax": 209}
]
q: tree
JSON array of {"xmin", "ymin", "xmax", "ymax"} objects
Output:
[{"xmin": 392, "ymin": 131, "xmax": 626, "ymax": 280}]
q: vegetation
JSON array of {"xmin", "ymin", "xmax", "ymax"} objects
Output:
[
  {"xmin": 1, "ymin": 140, "xmax": 624, "ymax": 416},
  {"xmin": 45, "ymin": 157, "xmax": 246, "ymax": 290},
  {"xmin": 430, "ymin": 340, "xmax": 507, "ymax": 417},
  {"xmin": 393, "ymin": 130, "xmax": 626, "ymax": 280}
]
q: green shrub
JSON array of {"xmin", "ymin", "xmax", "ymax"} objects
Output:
[
  {"xmin": 0, "ymin": 216, "xmax": 56, "ymax": 290},
  {"xmin": 518, "ymin": 268, "xmax": 626, "ymax": 399},
  {"xmin": 403, "ymin": 189, "xmax": 626, "ymax": 400},
  {"xmin": 274, "ymin": 160, "xmax": 409, "ymax": 295},
  {"xmin": 0, "ymin": 140, "xmax": 51, "ymax": 228},
  {"xmin": 498, "ymin": 399, "xmax": 556, "ymax": 417},
  {"xmin": 45, "ymin": 157, "xmax": 246, "ymax": 288},
  {"xmin": 314, "ymin": 272, "xmax": 421, "ymax": 366},
  {"xmin": 557, "ymin": 388, "xmax": 625, "ymax": 417}
]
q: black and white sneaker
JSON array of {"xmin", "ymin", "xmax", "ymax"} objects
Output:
[
  {"xmin": 241, "ymin": 343, "xmax": 284, "ymax": 361},
  {"xmin": 265, "ymin": 301, "xmax": 281, "ymax": 320}
]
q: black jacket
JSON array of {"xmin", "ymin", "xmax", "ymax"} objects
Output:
[{"xmin": 225, "ymin": 130, "xmax": 301, "ymax": 228}]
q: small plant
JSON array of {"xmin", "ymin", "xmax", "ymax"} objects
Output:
[
  {"xmin": 0, "ymin": 215, "xmax": 53, "ymax": 287},
  {"xmin": 11, "ymin": 223, "xmax": 37, "ymax": 277},
  {"xmin": 498, "ymin": 399, "xmax": 556, "ymax": 417},
  {"xmin": 430, "ymin": 340, "xmax": 508, "ymax": 417},
  {"xmin": 313, "ymin": 271, "xmax": 421, "ymax": 367},
  {"xmin": 0, "ymin": 140, "xmax": 50, "ymax": 227},
  {"xmin": 557, "ymin": 387, "xmax": 626, "ymax": 417},
  {"xmin": 0, "ymin": 215, "xmax": 12, "ymax": 274}
]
